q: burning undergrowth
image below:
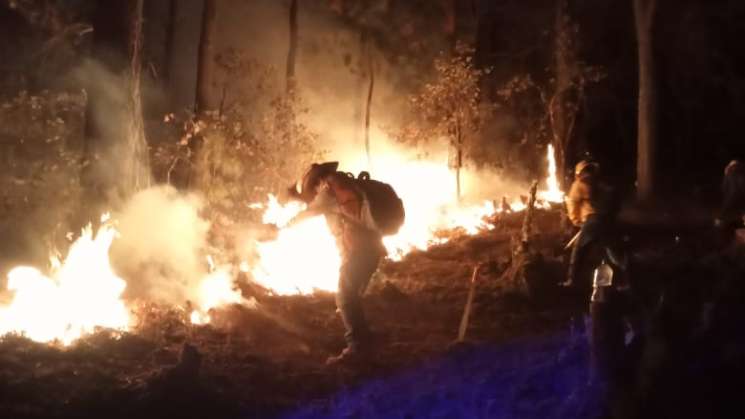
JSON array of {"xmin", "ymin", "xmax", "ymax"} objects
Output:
[
  {"xmin": 0, "ymin": 205, "xmax": 573, "ymax": 419},
  {"xmin": 0, "ymin": 141, "xmax": 564, "ymax": 346}
]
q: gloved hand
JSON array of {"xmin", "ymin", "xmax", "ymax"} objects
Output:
[{"xmin": 256, "ymin": 223, "xmax": 280, "ymax": 241}]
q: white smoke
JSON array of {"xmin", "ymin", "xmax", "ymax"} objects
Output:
[{"xmin": 109, "ymin": 185, "xmax": 211, "ymax": 305}]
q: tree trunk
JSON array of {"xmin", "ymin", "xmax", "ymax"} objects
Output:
[
  {"xmin": 364, "ymin": 33, "xmax": 375, "ymax": 168},
  {"xmin": 354, "ymin": 31, "xmax": 365, "ymax": 151},
  {"xmin": 163, "ymin": 0, "xmax": 177, "ymax": 83},
  {"xmin": 551, "ymin": 0, "xmax": 572, "ymax": 190},
  {"xmin": 444, "ymin": 0, "xmax": 457, "ymax": 52},
  {"xmin": 286, "ymin": 0, "xmax": 299, "ymax": 94},
  {"xmin": 196, "ymin": 0, "xmax": 218, "ymax": 113},
  {"xmin": 127, "ymin": 0, "xmax": 150, "ymax": 194},
  {"xmin": 634, "ymin": 0, "xmax": 658, "ymax": 202},
  {"xmin": 455, "ymin": 123, "xmax": 463, "ymax": 203}
]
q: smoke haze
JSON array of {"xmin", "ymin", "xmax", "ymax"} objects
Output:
[{"xmin": 110, "ymin": 186, "xmax": 210, "ymax": 306}]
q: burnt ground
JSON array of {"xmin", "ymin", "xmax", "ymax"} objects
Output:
[{"xmin": 1, "ymin": 208, "xmax": 745, "ymax": 419}]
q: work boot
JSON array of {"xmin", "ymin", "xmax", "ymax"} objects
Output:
[{"xmin": 325, "ymin": 346, "xmax": 370, "ymax": 366}]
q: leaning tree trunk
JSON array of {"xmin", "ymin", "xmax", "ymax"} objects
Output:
[
  {"xmin": 196, "ymin": 0, "xmax": 218, "ymax": 113},
  {"xmin": 282, "ymin": 0, "xmax": 300, "ymax": 157},
  {"xmin": 126, "ymin": 0, "xmax": 150, "ymax": 194},
  {"xmin": 634, "ymin": 0, "xmax": 658, "ymax": 202},
  {"xmin": 286, "ymin": 0, "xmax": 299, "ymax": 94},
  {"xmin": 364, "ymin": 32, "xmax": 375, "ymax": 169}
]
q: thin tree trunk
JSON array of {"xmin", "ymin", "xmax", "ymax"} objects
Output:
[
  {"xmin": 286, "ymin": 0, "xmax": 299, "ymax": 94},
  {"xmin": 283, "ymin": 0, "xmax": 300, "ymax": 152},
  {"xmin": 455, "ymin": 122, "xmax": 463, "ymax": 203},
  {"xmin": 456, "ymin": 155, "xmax": 461, "ymax": 202},
  {"xmin": 163, "ymin": 0, "xmax": 176, "ymax": 83},
  {"xmin": 354, "ymin": 31, "xmax": 365, "ymax": 150},
  {"xmin": 634, "ymin": 0, "xmax": 658, "ymax": 202},
  {"xmin": 364, "ymin": 34, "xmax": 374, "ymax": 168},
  {"xmin": 196, "ymin": 0, "xmax": 217, "ymax": 113},
  {"xmin": 127, "ymin": 0, "xmax": 150, "ymax": 194},
  {"xmin": 552, "ymin": 0, "xmax": 572, "ymax": 190},
  {"xmin": 444, "ymin": 0, "xmax": 457, "ymax": 52}
]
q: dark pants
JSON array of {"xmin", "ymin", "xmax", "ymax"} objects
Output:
[
  {"xmin": 566, "ymin": 216, "xmax": 614, "ymax": 363},
  {"xmin": 568, "ymin": 215, "xmax": 611, "ymax": 289},
  {"xmin": 336, "ymin": 251, "xmax": 381, "ymax": 350}
]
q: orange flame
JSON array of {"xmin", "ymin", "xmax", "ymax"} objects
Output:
[
  {"xmin": 244, "ymin": 146, "xmax": 563, "ymax": 294},
  {"xmin": 0, "ymin": 217, "xmax": 129, "ymax": 345}
]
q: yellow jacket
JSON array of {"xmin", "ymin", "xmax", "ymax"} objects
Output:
[{"xmin": 565, "ymin": 178, "xmax": 597, "ymax": 226}]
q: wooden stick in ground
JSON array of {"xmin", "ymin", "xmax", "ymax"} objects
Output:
[{"xmin": 457, "ymin": 264, "xmax": 482, "ymax": 343}]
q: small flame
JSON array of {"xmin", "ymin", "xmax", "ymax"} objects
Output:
[
  {"xmin": 540, "ymin": 144, "xmax": 564, "ymax": 203},
  {"xmin": 0, "ymin": 221, "xmax": 129, "ymax": 345},
  {"xmin": 261, "ymin": 194, "xmax": 305, "ymax": 228},
  {"xmin": 190, "ymin": 262, "xmax": 254, "ymax": 324}
]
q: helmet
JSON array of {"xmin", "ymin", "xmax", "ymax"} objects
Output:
[
  {"xmin": 297, "ymin": 161, "xmax": 339, "ymax": 202},
  {"xmin": 725, "ymin": 160, "xmax": 744, "ymax": 177},
  {"xmin": 574, "ymin": 160, "xmax": 599, "ymax": 177}
]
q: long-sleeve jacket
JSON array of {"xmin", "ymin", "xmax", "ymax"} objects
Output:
[
  {"xmin": 566, "ymin": 178, "xmax": 596, "ymax": 226},
  {"xmin": 565, "ymin": 175, "xmax": 615, "ymax": 227},
  {"xmin": 290, "ymin": 172, "xmax": 386, "ymax": 258}
]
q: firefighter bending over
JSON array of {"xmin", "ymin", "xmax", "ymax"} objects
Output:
[{"xmin": 286, "ymin": 162, "xmax": 404, "ymax": 365}]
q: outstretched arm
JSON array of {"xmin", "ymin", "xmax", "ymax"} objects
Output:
[{"xmin": 287, "ymin": 184, "xmax": 336, "ymax": 227}]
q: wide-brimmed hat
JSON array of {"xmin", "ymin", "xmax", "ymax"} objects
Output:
[
  {"xmin": 575, "ymin": 160, "xmax": 599, "ymax": 176},
  {"xmin": 296, "ymin": 161, "xmax": 339, "ymax": 202}
]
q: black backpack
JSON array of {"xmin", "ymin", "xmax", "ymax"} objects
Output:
[{"xmin": 354, "ymin": 171, "xmax": 405, "ymax": 236}]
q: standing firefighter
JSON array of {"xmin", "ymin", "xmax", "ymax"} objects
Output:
[
  {"xmin": 715, "ymin": 159, "xmax": 745, "ymax": 246},
  {"xmin": 563, "ymin": 160, "xmax": 631, "ymax": 388},
  {"xmin": 564, "ymin": 160, "xmax": 616, "ymax": 290},
  {"xmin": 286, "ymin": 162, "xmax": 404, "ymax": 365}
]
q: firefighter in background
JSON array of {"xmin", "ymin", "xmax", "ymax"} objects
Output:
[
  {"xmin": 286, "ymin": 162, "xmax": 389, "ymax": 365},
  {"xmin": 563, "ymin": 160, "xmax": 616, "ymax": 290},
  {"xmin": 715, "ymin": 159, "xmax": 745, "ymax": 246},
  {"xmin": 563, "ymin": 160, "xmax": 633, "ymax": 386}
]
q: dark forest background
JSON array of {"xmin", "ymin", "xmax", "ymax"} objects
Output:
[{"xmin": 2, "ymin": 0, "xmax": 745, "ymax": 226}]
